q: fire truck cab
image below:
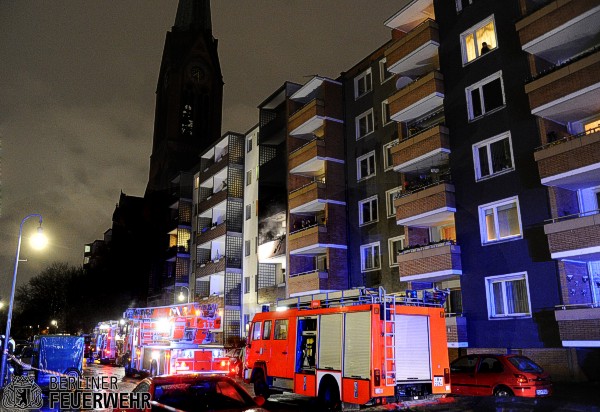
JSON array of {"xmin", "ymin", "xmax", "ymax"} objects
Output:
[
  {"xmin": 244, "ymin": 287, "xmax": 450, "ymax": 407},
  {"xmin": 92, "ymin": 320, "xmax": 121, "ymax": 365}
]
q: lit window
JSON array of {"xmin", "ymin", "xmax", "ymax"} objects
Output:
[
  {"xmin": 466, "ymin": 71, "xmax": 505, "ymax": 121},
  {"xmin": 246, "ymin": 170, "xmax": 252, "ymax": 186},
  {"xmin": 479, "ymin": 196, "xmax": 522, "ymax": 245},
  {"xmin": 194, "ymin": 176, "xmax": 199, "ymax": 189},
  {"xmin": 485, "ymin": 272, "xmax": 531, "ymax": 319},
  {"xmin": 388, "ymin": 236, "xmax": 405, "ymax": 267},
  {"xmin": 385, "ymin": 186, "xmax": 402, "ymax": 217},
  {"xmin": 473, "ymin": 132, "xmax": 514, "ymax": 181},
  {"xmin": 359, "ymin": 195, "xmax": 378, "ymax": 226},
  {"xmin": 357, "ymin": 151, "xmax": 376, "ymax": 181},
  {"xmin": 354, "ymin": 68, "xmax": 373, "ymax": 99},
  {"xmin": 247, "ymin": 136, "xmax": 253, "ymax": 153},
  {"xmin": 379, "ymin": 58, "xmax": 393, "ymax": 83},
  {"xmin": 460, "ymin": 16, "xmax": 497, "ymax": 64},
  {"xmin": 360, "ymin": 242, "xmax": 381, "ymax": 272},
  {"xmin": 584, "ymin": 116, "xmax": 600, "ymax": 135},
  {"xmin": 356, "ymin": 109, "xmax": 375, "ymax": 139},
  {"xmin": 383, "ymin": 139, "xmax": 398, "ymax": 171},
  {"xmin": 382, "ymin": 100, "xmax": 392, "ymax": 126}
]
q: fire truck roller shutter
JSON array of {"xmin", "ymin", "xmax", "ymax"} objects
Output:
[
  {"xmin": 395, "ymin": 315, "xmax": 432, "ymax": 382},
  {"xmin": 343, "ymin": 311, "xmax": 371, "ymax": 379},
  {"xmin": 318, "ymin": 314, "xmax": 342, "ymax": 370}
]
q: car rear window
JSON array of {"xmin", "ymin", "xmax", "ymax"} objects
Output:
[{"xmin": 508, "ymin": 356, "xmax": 543, "ymax": 373}]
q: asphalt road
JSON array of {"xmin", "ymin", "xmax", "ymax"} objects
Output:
[{"xmin": 9, "ymin": 363, "xmax": 597, "ymax": 412}]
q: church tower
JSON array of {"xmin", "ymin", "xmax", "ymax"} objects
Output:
[{"xmin": 146, "ymin": 0, "xmax": 223, "ymax": 195}]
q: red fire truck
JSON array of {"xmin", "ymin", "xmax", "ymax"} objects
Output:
[
  {"xmin": 244, "ymin": 287, "xmax": 450, "ymax": 408},
  {"xmin": 121, "ymin": 302, "xmax": 229, "ymax": 377},
  {"xmin": 92, "ymin": 320, "xmax": 122, "ymax": 364}
]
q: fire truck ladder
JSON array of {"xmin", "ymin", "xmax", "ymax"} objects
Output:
[{"xmin": 376, "ymin": 287, "xmax": 397, "ymax": 386}]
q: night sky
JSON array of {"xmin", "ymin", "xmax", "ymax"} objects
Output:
[{"xmin": 0, "ymin": 1, "xmax": 401, "ymax": 295}]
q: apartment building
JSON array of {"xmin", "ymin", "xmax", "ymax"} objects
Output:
[
  {"xmin": 242, "ymin": 125, "xmax": 260, "ymax": 336},
  {"xmin": 516, "ymin": 0, "xmax": 600, "ymax": 360},
  {"xmin": 255, "ymin": 83, "xmax": 300, "ymax": 304},
  {"xmin": 191, "ymin": 132, "xmax": 245, "ymax": 345},
  {"xmin": 287, "ymin": 76, "xmax": 349, "ymax": 296}
]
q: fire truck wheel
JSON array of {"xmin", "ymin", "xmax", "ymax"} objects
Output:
[
  {"xmin": 318, "ymin": 376, "xmax": 340, "ymax": 411},
  {"xmin": 252, "ymin": 369, "xmax": 270, "ymax": 400},
  {"xmin": 150, "ymin": 360, "xmax": 158, "ymax": 377}
]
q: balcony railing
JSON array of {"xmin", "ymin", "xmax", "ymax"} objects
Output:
[
  {"xmin": 289, "ymin": 175, "xmax": 326, "ymax": 196},
  {"xmin": 525, "ymin": 46, "xmax": 600, "ymax": 84},
  {"xmin": 289, "ymin": 135, "xmax": 324, "ymax": 156},
  {"xmin": 535, "ymin": 125, "xmax": 600, "ymax": 151},
  {"xmin": 394, "ymin": 174, "xmax": 452, "ymax": 200},
  {"xmin": 545, "ymin": 209, "xmax": 599, "ymax": 224},
  {"xmin": 289, "ymin": 269, "xmax": 328, "ymax": 278}
]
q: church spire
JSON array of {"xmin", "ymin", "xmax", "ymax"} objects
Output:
[{"xmin": 173, "ymin": 0, "xmax": 212, "ymax": 32}]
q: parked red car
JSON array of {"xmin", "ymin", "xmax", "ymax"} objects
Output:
[{"xmin": 450, "ymin": 354, "xmax": 552, "ymax": 398}]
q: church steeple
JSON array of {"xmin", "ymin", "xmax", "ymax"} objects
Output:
[{"xmin": 174, "ymin": 0, "xmax": 212, "ymax": 32}]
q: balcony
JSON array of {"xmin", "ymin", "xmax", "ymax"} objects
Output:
[
  {"xmin": 288, "ymin": 270, "xmax": 329, "ymax": 297},
  {"xmin": 516, "ymin": 0, "xmax": 600, "ymax": 63},
  {"xmin": 257, "ymin": 285, "xmax": 286, "ymax": 305},
  {"xmin": 196, "ymin": 222, "xmax": 227, "ymax": 245},
  {"xmin": 385, "ymin": 19, "xmax": 439, "ymax": 77},
  {"xmin": 288, "ymin": 99, "xmax": 322, "ymax": 136},
  {"xmin": 397, "ymin": 242, "xmax": 462, "ymax": 282},
  {"xmin": 392, "ymin": 124, "xmax": 450, "ymax": 173},
  {"xmin": 389, "ymin": 71, "xmax": 444, "ymax": 123},
  {"xmin": 289, "ymin": 138, "xmax": 326, "ymax": 174},
  {"xmin": 199, "ymin": 153, "xmax": 229, "ymax": 184},
  {"xmin": 555, "ymin": 305, "xmax": 600, "ymax": 347},
  {"xmin": 384, "ymin": 0, "xmax": 434, "ymax": 33},
  {"xmin": 534, "ymin": 127, "xmax": 600, "ymax": 190},
  {"xmin": 394, "ymin": 181, "xmax": 455, "ymax": 227},
  {"xmin": 524, "ymin": 50, "xmax": 600, "ymax": 124},
  {"xmin": 197, "ymin": 189, "xmax": 228, "ymax": 215},
  {"xmin": 289, "ymin": 224, "xmax": 337, "ymax": 255},
  {"xmin": 195, "ymin": 259, "xmax": 226, "ymax": 278},
  {"xmin": 445, "ymin": 315, "xmax": 468, "ymax": 349},
  {"xmin": 545, "ymin": 212, "xmax": 600, "ymax": 261}
]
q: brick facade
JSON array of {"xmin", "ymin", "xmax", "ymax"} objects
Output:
[
  {"xmin": 397, "ymin": 244, "xmax": 461, "ymax": 279},
  {"xmin": 385, "ymin": 19, "xmax": 439, "ymax": 69},
  {"xmin": 545, "ymin": 215, "xmax": 600, "ymax": 255},
  {"xmin": 535, "ymin": 132, "xmax": 600, "ymax": 180},
  {"xmin": 388, "ymin": 70, "xmax": 444, "ymax": 117},
  {"xmin": 394, "ymin": 182, "xmax": 455, "ymax": 222},
  {"xmin": 391, "ymin": 124, "xmax": 449, "ymax": 169}
]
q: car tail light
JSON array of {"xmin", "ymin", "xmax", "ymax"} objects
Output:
[
  {"xmin": 374, "ymin": 369, "xmax": 381, "ymax": 386},
  {"xmin": 515, "ymin": 374, "xmax": 528, "ymax": 384},
  {"xmin": 444, "ymin": 368, "xmax": 450, "ymax": 384}
]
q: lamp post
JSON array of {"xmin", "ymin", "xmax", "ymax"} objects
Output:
[
  {"xmin": 177, "ymin": 286, "xmax": 190, "ymax": 303},
  {"xmin": 0, "ymin": 214, "xmax": 47, "ymax": 388},
  {"xmin": 51, "ymin": 320, "xmax": 58, "ymax": 333}
]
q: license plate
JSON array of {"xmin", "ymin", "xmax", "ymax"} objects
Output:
[
  {"xmin": 536, "ymin": 389, "xmax": 548, "ymax": 396},
  {"xmin": 433, "ymin": 376, "xmax": 444, "ymax": 387}
]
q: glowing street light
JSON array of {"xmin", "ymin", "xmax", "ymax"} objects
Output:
[
  {"xmin": 177, "ymin": 286, "xmax": 190, "ymax": 303},
  {"xmin": 0, "ymin": 214, "xmax": 47, "ymax": 388},
  {"xmin": 51, "ymin": 320, "xmax": 58, "ymax": 331}
]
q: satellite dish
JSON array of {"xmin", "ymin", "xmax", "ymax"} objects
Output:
[{"xmin": 396, "ymin": 76, "xmax": 413, "ymax": 90}]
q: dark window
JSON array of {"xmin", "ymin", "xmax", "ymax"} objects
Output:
[
  {"xmin": 262, "ymin": 320, "xmax": 272, "ymax": 340},
  {"xmin": 482, "ymin": 78, "xmax": 503, "ymax": 113}
]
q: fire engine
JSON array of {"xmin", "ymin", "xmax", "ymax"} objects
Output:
[
  {"xmin": 121, "ymin": 302, "xmax": 229, "ymax": 377},
  {"xmin": 244, "ymin": 287, "xmax": 450, "ymax": 407},
  {"xmin": 92, "ymin": 320, "xmax": 122, "ymax": 364}
]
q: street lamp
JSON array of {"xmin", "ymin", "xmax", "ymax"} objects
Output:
[
  {"xmin": 51, "ymin": 320, "xmax": 58, "ymax": 333},
  {"xmin": 0, "ymin": 214, "xmax": 47, "ymax": 388},
  {"xmin": 177, "ymin": 286, "xmax": 190, "ymax": 303}
]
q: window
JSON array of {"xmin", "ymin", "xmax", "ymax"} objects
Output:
[
  {"xmin": 354, "ymin": 68, "xmax": 372, "ymax": 99},
  {"xmin": 359, "ymin": 195, "xmax": 378, "ymax": 226},
  {"xmin": 245, "ymin": 240, "xmax": 251, "ymax": 257},
  {"xmin": 262, "ymin": 320, "xmax": 272, "ymax": 340},
  {"xmin": 485, "ymin": 272, "xmax": 531, "ymax": 319},
  {"xmin": 577, "ymin": 185, "xmax": 600, "ymax": 214},
  {"xmin": 245, "ymin": 204, "xmax": 251, "ymax": 221},
  {"xmin": 386, "ymin": 186, "xmax": 402, "ymax": 217},
  {"xmin": 194, "ymin": 176, "xmax": 199, "ymax": 189},
  {"xmin": 382, "ymin": 139, "xmax": 397, "ymax": 171},
  {"xmin": 381, "ymin": 100, "xmax": 392, "ymax": 126},
  {"xmin": 356, "ymin": 109, "xmax": 375, "ymax": 139},
  {"xmin": 246, "ymin": 170, "xmax": 252, "ymax": 186},
  {"xmin": 247, "ymin": 136, "xmax": 252, "ymax": 152},
  {"xmin": 473, "ymin": 132, "xmax": 514, "ymax": 180},
  {"xmin": 360, "ymin": 242, "xmax": 381, "ymax": 272},
  {"xmin": 244, "ymin": 277, "xmax": 250, "ymax": 294},
  {"xmin": 251, "ymin": 322, "xmax": 262, "ymax": 341},
  {"xmin": 379, "ymin": 58, "xmax": 393, "ymax": 83},
  {"xmin": 460, "ymin": 16, "xmax": 497, "ymax": 64},
  {"xmin": 274, "ymin": 319, "xmax": 288, "ymax": 340},
  {"xmin": 466, "ymin": 71, "xmax": 505, "ymax": 120},
  {"xmin": 357, "ymin": 151, "xmax": 376, "ymax": 181},
  {"xmin": 455, "ymin": 0, "xmax": 473, "ymax": 13},
  {"xmin": 388, "ymin": 235, "xmax": 405, "ymax": 267},
  {"xmin": 584, "ymin": 115, "xmax": 600, "ymax": 134},
  {"xmin": 479, "ymin": 196, "xmax": 522, "ymax": 245}
]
